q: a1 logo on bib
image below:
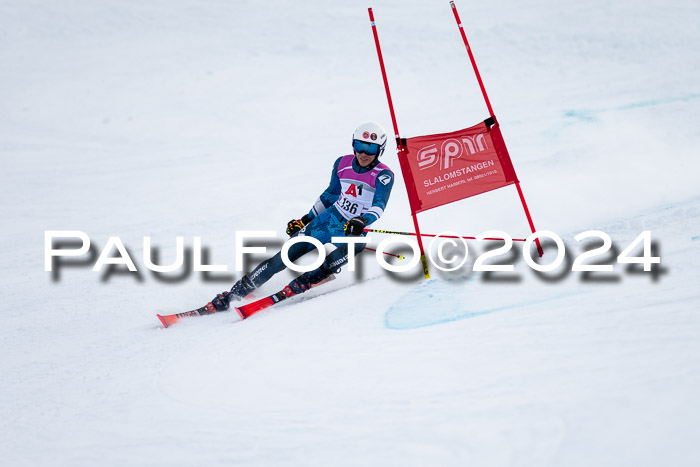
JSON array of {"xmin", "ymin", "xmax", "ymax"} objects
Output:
[{"xmin": 345, "ymin": 183, "xmax": 363, "ymax": 197}]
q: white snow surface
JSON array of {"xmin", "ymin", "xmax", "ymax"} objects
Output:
[{"xmin": 2, "ymin": 0, "xmax": 700, "ymax": 466}]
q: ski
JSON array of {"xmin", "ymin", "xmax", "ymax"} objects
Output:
[
  {"xmin": 234, "ymin": 274, "xmax": 338, "ymax": 318},
  {"xmin": 157, "ymin": 276, "xmax": 335, "ymax": 328},
  {"xmin": 234, "ymin": 286, "xmax": 295, "ymax": 319},
  {"xmin": 156, "ymin": 301, "xmax": 245, "ymax": 328}
]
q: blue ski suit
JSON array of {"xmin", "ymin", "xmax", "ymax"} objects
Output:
[{"xmin": 246, "ymin": 154, "xmax": 394, "ymax": 288}]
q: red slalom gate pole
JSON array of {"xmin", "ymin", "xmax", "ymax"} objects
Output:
[
  {"xmin": 449, "ymin": 1, "xmax": 543, "ymax": 256},
  {"xmin": 368, "ymin": 8, "xmax": 431, "ymax": 277},
  {"xmin": 368, "ymin": 8, "xmax": 400, "ymax": 143},
  {"xmin": 449, "ymin": 1, "xmax": 494, "ymax": 118},
  {"xmin": 515, "ymin": 183, "xmax": 543, "ymax": 256}
]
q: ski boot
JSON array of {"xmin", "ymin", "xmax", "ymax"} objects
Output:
[
  {"xmin": 211, "ymin": 275, "xmax": 257, "ymax": 311},
  {"xmin": 288, "ymin": 266, "xmax": 336, "ymax": 295}
]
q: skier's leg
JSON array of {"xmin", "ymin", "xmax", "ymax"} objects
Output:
[
  {"xmin": 212, "ymin": 214, "xmax": 336, "ymax": 309},
  {"xmin": 245, "ymin": 239, "xmax": 315, "ymax": 287},
  {"xmin": 323, "ymin": 237, "xmax": 367, "ymax": 272},
  {"xmin": 211, "ymin": 241, "xmax": 316, "ymax": 310},
  {"xmin": 228, "ymin": 239, "xmax": 315, "ymax": 297},
  {"xmin": 287, "ymin": 235, "xmax": 367, "ymax": 294}
]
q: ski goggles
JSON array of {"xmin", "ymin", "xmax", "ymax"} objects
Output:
[{"xmin": 352, "ymin": 139, "xmax": 382, "ymax": 156}]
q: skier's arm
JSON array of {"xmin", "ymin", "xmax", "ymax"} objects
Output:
[
  {"xmin": 362, "ymin": 168, "xmax": 394, "ymax": 226},
  {"xmin": 307, "ymin": 157, "xmax": 343, "ymax": 221}
]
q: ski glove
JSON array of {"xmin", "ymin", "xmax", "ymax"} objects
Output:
[
  {"xmin": 344, "ymin": 216, "xmax": 367, "ymax": 236},
  {"xmin": 286, "ymin": 214, "xmax": 311, "ymax": 236}
]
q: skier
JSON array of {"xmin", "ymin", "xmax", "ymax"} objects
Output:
[{"xmin": 210, "ymin": 121, "xmax": 395, "ymax": 312}]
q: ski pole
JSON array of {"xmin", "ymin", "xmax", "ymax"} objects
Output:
[
  {"xmin": 364, "ymin": 228, "xmax": 526, "ymax": 242},
  {"xmin": 364, "ymin": 247, "xmax": 404, "ymax": 260}
]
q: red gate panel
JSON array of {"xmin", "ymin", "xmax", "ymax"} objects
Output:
[{"xmin": 401, "ymin": 120, "xmax": 518, "ymax": 214}]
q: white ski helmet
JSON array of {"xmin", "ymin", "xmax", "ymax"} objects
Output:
[{"xmin": 352, "ymin": 121, "xmax": 388, "ymax": 157}]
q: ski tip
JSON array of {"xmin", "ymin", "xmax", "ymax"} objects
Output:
[
  {"xmin": 156, "ymin": 314, "xmax": 168, "ymax": 328},
  {"xmin": 234, "ymin": 307, "xmax": 246, "ymax": 320},
  {"xmin": 157, "ymin": 314, "xmax": 176, "ymax": 329},
  {"xmin": 156, "ymin": 314, "xmax": 170, "ymax": 328}
]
